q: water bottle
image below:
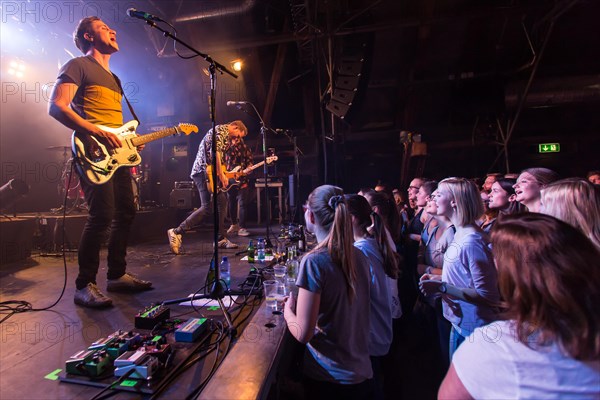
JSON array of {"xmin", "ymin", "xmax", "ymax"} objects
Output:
[
  {"xmin": 220, "ymin": 256, "xmax": 231, "ymax": 288},
  {"xmin": 247, "ymin": 240, "xmax": 255, "ymax": 263},
  {"xmin": 257, "ymin": 238, "xmax": 265, "ymax": 262}
]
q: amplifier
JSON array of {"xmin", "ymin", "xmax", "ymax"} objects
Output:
[
  {"xmin": 174, "ymin": 181, "xmax": 195, "ymax": 190},
  {"xmin": 169, "ymin": 188, "xmax": 198, "ymax": 209}
]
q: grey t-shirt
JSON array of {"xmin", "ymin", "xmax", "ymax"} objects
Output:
[
  {"xmin": 354, "ymin": 237, "xmax": 393, "ymax": 357},
  {"xmin": 296, "ymin": 246, "xmax": 373, "ymax": 384}
]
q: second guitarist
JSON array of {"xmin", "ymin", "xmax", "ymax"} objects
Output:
[
  {"xmin": 167, "ymin": 121, "xmax": 247, "ymax": 254},
  {"xmin": 224, "ymin": 133, "xmax": 253, "ymax": 237}
]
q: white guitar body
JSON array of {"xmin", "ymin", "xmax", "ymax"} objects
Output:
[{"xmin": 72, "ymin": 120, "xmax": 198, "ymax": 185}]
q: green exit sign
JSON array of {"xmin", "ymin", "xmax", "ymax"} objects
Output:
[{"xmin": 538, "ymin": 143, "xmax": 561, "ymax": 153}]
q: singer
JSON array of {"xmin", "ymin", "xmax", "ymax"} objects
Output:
[
  {"xmin": 48, "ymin": 17, "xmax": 152, "ymax": 308},
  {"xmin": 167, "ymin": 121, "xmax": 248, "ymax": 254}
]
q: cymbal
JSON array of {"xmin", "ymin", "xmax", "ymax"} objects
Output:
[{"xmin": 46, "ymin": 146, "xmax": 71, "ymax": 151}]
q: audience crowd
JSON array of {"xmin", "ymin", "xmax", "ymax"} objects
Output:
[{"xmin": 283, "ymin": 168, "xmax": 600, "ymax": 399}]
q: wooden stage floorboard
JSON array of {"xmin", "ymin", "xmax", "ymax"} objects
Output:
[{"xmin": 0, "ymin": 225, "xmax": 281, "ymax": 400}]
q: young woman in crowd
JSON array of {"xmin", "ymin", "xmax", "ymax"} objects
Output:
[
  {"xmin": 415, "ymin": 181, "xmax": 439, "ymax": 244},
  {"xmin": 540, "ymin": 178, "xmax": 600, "ymax": 250},
  {"xmin": 477, "ymin": 190, "xmax": 498, "ymax": 233},
  {"xmin": 439, "ymin": 214, "xmax": 600, "ymax": 399},
  {"xmin": 416, "ymin": 187, "xmax": 455, "ymax": 368},
  {"xmin": 346, "ymin": 194, "xmax": 401, "ymax": 399},
  {"xmin": 488, "ymin": 178, "xmax": 526, "ymax": 218},
  {"xmin": 419, "ymin": 178, "xmax": 500, "ymax": 358},
  {"xmin": 284, "ymin": 185, "xmax": 373, "ymax": 399},
  {"xmin": 512, "ymin": 167, "xmax": 559, "ymax": 212},
  {"xmin": 364, "ymin": 190, "xmax": 416, "ymax": 315}
]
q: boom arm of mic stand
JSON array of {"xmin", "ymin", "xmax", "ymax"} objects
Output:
[{"xmin": 143, "ymin": 20, "xmax": 237, "ymax": 79}]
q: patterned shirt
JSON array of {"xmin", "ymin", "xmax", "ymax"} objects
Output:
[
  {"xmin": 224, "ymin": 139, "xmax": 253, "ymax": 184},
  {"xmin": 190, "ymin": 124, "xmax": 230, "ymax": 177}
]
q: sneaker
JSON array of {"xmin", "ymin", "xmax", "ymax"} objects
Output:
[
  {"xmin": 107, "ymin": 273, "xmax": 153, "ymax": 292},
  {"xmin": 74, "ymin": 283, "xmax": 113, "ymax": 308},
  {"xmin": 237, "ymin": 228, "xmax": 250, "ymax": 236},
  {"xmin": 167, "ymin": 228, "xmax": 182, "ymax": 255},
  {"xmin": 218, "ymin": 238, "xmax": 239, "ymax": 249},
  {"xmin": 227, "ymin": 224, "xmax": 240, "ymax": 234}
]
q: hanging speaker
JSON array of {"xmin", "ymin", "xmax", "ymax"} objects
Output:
[
  {"xmin": 325, "ymin": 100, "xmax": 351, "ymax": 120},
  {"xmin": 331, "ymin": 88, "xmax": 356, "ymax": 104}
]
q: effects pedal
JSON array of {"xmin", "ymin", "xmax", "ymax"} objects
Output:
[
  {"xmin": 65, "ymin": 349, "xmax": 111, "ymax": 377},
  {"xmin": 174, "ymin": 317, "xmax": 208, "ymax": 342},
  {"xmin": 141, "ymin": 336, "xmax": 172, "ymax": 363},
  {"xmin": 135, "ymin": 304, "xmax": 170, "ymax": 330},
  {"xmin": 114, "ymin": 353, "xmax": 160, "ymax": 380},
  {"xmin": 88, "ymin": 330, "xmax": 142, "ymax": 358}
]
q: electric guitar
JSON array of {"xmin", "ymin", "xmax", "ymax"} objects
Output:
[
  {"xmin": 206, "ymin": 156, "xmax": 278, "ymax": 193},
  {"xmin": 72, "ymin": 120, "xmax": 198, "ymax": 185}
]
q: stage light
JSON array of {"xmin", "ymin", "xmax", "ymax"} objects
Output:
[
  {"xmin": 231, "ymin": 59, "xmax": 243, "ymax": 72},
  {"xmin": 6, "ymin": 59, "xmax": 26, "ymax": 78}
]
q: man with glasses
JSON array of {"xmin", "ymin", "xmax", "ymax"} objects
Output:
[{"xmin": 167, "ymin": 121, "xmax": 247, "ymax": 254}]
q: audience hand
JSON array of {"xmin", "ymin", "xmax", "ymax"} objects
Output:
[{"xmin": 419, "ymin": 275, "xmax": 443, "ymax": 296}]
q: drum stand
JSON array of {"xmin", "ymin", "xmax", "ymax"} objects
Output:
[{"xmin": 50, "ymin": 148, "xmax": 87, "ymax": 214}]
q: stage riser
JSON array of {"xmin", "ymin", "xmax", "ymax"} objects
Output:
[{"xmin": 0, "ymin": 209, "xmax": 178, "ymax": 265}]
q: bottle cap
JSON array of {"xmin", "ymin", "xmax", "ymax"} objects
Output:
[{"xmin": 222, "ymin": 256, "xmax": 228, "ymax": 262}]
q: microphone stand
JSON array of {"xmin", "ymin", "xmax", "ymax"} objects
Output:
[
  {"xmin": 236, "ymin": 102, "xmax": 276, "ymax": 248},
  {"xmin": 142, "ymin": 18, "xmax": 238, "ymax": 334}
]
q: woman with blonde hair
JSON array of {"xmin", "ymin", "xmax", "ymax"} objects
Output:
[
  {"xmin": 284, "ymin": 185, "xmax": 373, "ymax": 399},
  {"xmin": 513, "ymin": 167, "xmax": 559, "ymax": 212},
  {"xmin": 540, "ymin": 178, "xmax": 600, "ymax": 250},
  {"xmin": 439, "ymin": 214, "xmax": 600, "ymax": 399},
  {"xmin": 419, "ymin": 178, "xmax": 499, "ymax": 358}
]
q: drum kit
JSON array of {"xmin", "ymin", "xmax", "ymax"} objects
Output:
[{"xmin": 47, "ymin": 145, "xmax": 143, "ymax": 213}]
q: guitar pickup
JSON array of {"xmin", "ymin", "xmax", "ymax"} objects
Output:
[{"xmin": 127, "ymin": 154, "xmax": 139, "ymax": 162}]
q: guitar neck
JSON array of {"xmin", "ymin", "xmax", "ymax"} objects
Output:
[
  {"xmin": 131, "ymin": 127, "xmax": 179, "ymax": 147},
  {"xmin": 242, "ymin": 161, "xmax": 265, "ymax": 175}
]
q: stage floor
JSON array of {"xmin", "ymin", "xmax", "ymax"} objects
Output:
[{"xmin": 0, "ymin": 226, "xmax": 274, "ymax": 400}]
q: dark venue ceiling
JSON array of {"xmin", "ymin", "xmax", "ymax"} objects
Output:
[{"xmin": 1, "ymin": 0, "xmax": 599, "ymax": 211}]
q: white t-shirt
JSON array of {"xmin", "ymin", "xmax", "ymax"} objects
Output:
[{"xmin": 453, "ymin": 320, "xmax": 600, "ymax": 399}]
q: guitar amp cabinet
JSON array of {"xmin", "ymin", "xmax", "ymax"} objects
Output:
[{"xmin": 169, "ymin": 181, "xmax": 198, "ymax": 209}]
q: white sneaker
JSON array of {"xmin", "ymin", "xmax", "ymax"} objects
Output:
[
  {"xmin": 167, "ymin": 228, "xmax": 182, "ymax": 254},
  {"xmin": 237, "ymin": 228, "xmax": 250, "ymax": 236},
  {"xmin": 218, "ymin": 238, "xmax": 239, "ymax": 249},
  {"xmin": 227, "ymin": 224, "xmax": 240, "ymax": 234}
]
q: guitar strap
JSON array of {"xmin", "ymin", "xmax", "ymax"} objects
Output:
[{"xmin": 111, "ymin": 73, "xmax": 141, "ymax": 126}]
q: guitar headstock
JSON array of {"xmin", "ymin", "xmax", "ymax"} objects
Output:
[
  {"xmin": 266, "ymin": 156, "xmax": 278, "ymax": 164},
  {"xmin": 176, "ymin": 123, "xmax": 199, "ymax": 136}
]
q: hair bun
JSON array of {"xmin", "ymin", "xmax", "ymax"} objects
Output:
[{"xmin": 328, "ymin": 195, "xmax": 344, "ymax": 210}]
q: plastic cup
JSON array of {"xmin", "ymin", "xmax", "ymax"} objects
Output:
[{"xmin": 263, "ymin": 280, "xmax": 285, "ymax": 310}]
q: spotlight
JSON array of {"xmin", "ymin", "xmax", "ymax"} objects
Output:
[{"xmin": 231, "ymin": 59, "xmax": 243, "ymax": 72}]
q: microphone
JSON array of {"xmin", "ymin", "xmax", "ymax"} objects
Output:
[
  {"xmin": 126, "ymin": 8, "xmax": 163, "ymax": 22},
  {"xmin": 226, "ymin": 101, "xmax": 248, "ymax": 106}
]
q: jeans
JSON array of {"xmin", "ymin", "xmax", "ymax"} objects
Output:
[
  {"xmin": 76, "ymin": 167, "xmax": 136, "ymax": 289},
  {"xmin": 449, "ymin": 325, "xmax": 466, "ymax": 361},
  {"xmin": 227, "ymin": 184, "xmax": 249, "ymax": 227},
  {"xmin": 177, "ymin": 172, "xmax": 227, "ymax": 238}
]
